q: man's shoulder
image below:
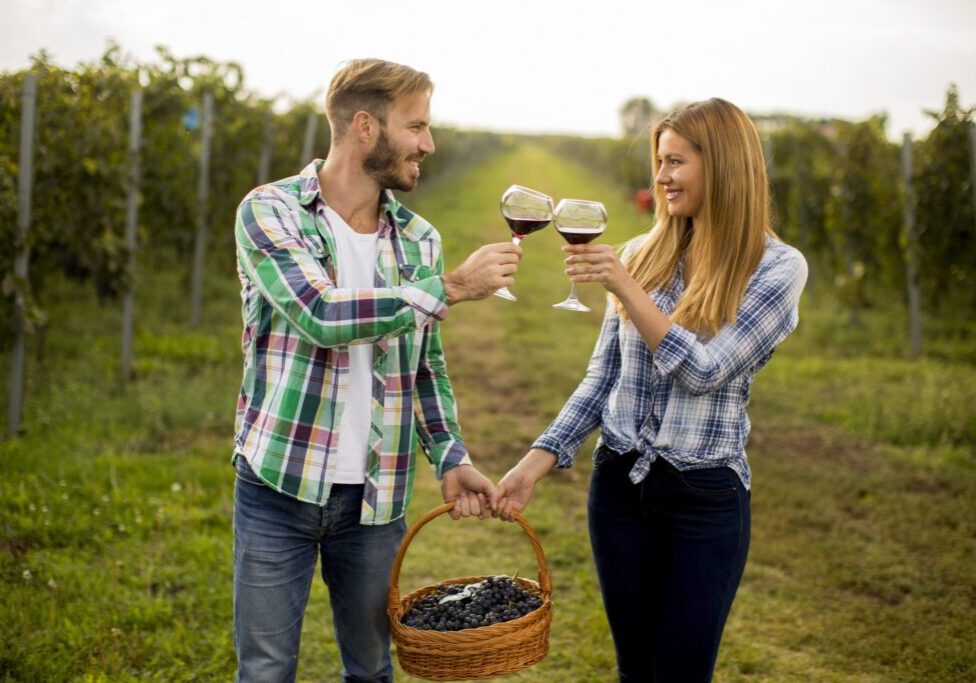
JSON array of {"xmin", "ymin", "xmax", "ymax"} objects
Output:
[
  {"xmin": 235, "ymin": 175, "xmax": 313, "ymax": 245},
  {"xmin": 240, "ymin": 174, "xmax": 305, "ymax": 211}
]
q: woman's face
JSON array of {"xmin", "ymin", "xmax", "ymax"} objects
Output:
[{"xmin": 655, "ymin": 129, "xmax": 705, "ymax": 219}]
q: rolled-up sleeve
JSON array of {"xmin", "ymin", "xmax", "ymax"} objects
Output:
[
  {"xmin": 653, "ymin": 247, "xmax": 808, "ymax": 396},
  {"xmin": 413, "ymin": 250, "xmax": 471, "ymax": 478},
  {"xmin": 533, "ymin": 302, "xmax": 622, "ymax": 467}
]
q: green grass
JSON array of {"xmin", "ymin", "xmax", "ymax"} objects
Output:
[
  {"xmin": 757, "ymin": 293, "xmax": 976, "ymax": 453},
  {"xmin": 1, "ymin": 143, "xmax": 974, "ymax": 681}
]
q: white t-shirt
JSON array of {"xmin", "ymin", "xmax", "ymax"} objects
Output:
[{"xmin": 324, "ymin": 206, "xmax": 378, "ymax": 484}]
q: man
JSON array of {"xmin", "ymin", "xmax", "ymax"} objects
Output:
[{"xmin": 231, "ymin": 59, "xmax": 518, "ymax": 682}]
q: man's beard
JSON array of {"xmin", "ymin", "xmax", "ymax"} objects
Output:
[{"xmin": 363, "ymin": 129, "xmax": 420, "ymax": 192}]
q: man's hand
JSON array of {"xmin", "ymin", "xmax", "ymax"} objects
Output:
[
  {"xmin": 494, "ymin": 449, "xmax": 557, "ymax": 522},
  {"xmin": 442, "ymin": 243, "xmax": 523, "ymax": 304},
  {"xmin": 440, "ymin": 464, "xmax": 498, "ymax": 520}
]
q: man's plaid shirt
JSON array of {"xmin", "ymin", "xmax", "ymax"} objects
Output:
[{"xmin": 233, "ymin": 160, "xmax": 470, "ymax": 524}]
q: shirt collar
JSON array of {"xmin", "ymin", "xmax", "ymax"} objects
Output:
[
  {"xmin": 297, "ymin": 159, "xmax": 429, "ymax": 242},
  {"xmin": 297, "ymin": 159, "xmax": 326, "ymax": 206}
]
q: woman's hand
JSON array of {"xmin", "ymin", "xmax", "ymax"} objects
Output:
[
  {"xmin": 493, "ymin": 449, "xmax": 557, "ymax": 522},
  {"xmin": 563, "ymin": 244, "xmax": 633, "ymax": 295}
]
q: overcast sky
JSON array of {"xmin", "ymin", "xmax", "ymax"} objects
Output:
[{"xmin": 2, "ymin": 0, "xmax": 974, "ymax": 140}]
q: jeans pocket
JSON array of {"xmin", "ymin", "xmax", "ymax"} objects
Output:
[
  {"xmin": 592, "ymin": 445, "xmax": 613, "ymax": 469},
  {"xmin": 234, "ymin": 455, "xmax": 267, "ymax": 488},
  {"xmin": 674, "ymin": 466, "xmax": 738, "ymax": 497}
]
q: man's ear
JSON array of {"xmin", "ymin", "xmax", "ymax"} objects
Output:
[{"xmin": 351, "ymin": 111, "xmax": 376, "ymax": 143}]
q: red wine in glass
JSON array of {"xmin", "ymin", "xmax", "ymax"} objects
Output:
[
  {"xmin": 556, "ymin": 226, "xmax": 603, "ymax": 245},
  {"xmin": 506, "ymin": 217, "xmax": 551, "ymax": 239},
  {"xmin": 494, "ymin": 185, "xmax": 554, "ymax": 301},
  {"xmin": 553, "ymin": 199, "xmax": 608, "ymax": 312}
]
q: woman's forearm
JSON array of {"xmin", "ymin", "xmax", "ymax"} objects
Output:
[{"xmin": 614, "ymin": 279, "xmax": 673, "ymax": 352}]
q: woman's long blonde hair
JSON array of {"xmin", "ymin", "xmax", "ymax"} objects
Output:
[{"xmin": 615, "ymin": 98, "xmax": 777, "ymax": 336}]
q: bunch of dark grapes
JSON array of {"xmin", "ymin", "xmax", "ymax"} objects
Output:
[{"xmin": 402, "ymin": 576, "xmax": 543, "ymax": 632}]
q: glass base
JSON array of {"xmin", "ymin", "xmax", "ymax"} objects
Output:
[
  {"xmin": 553, "ymin": 297, "xmax": 589, "ymax": 312},
  {"xmin": 493, "ymin": 287, "xmax": 517, "ymax": 301}
]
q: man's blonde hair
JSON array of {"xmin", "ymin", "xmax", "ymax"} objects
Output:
[
  {"xmin": 613, "ymin": 98, "xmax": 777, "ymax": 335},
  {"xmin": 326, "ymin": 59, "xmax": 433, "ymax": 139}
]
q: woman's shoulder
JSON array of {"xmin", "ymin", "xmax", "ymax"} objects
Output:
[
  {"xmin": 762, "ymin": 237, "xmax": 807, "ymax": 269},
  {"xmin": 620, "ymin": 230, "xmax": 655, "ymax": 260},
  {"xmin": 756, "ymin": 238, "xmax": 809, "ymax": 288}
]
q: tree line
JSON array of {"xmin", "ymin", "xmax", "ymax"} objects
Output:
[
  {"xmin": 0, "ymin": 45, "xmax": 509, "ymax": 434},
  {"xmin": 0, "ymin": 45, "xmax": 506, "ymax": 351},
  {"xmin": 2, "ymin": 46, "xmax": 973, "ymax": 407}
]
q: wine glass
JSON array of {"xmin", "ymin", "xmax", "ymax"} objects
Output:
[
  {"xmin": 552, "ymin": 198, "xmax": 608, "ymax": 312},
  {"xmin": 494, "ymin": 185, "xmax": 554, "ymax": 301}
]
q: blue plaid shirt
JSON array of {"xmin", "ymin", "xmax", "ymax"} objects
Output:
[{"xmin": 533, "ymin": 237, "xmax": 808, "ymax": 488}]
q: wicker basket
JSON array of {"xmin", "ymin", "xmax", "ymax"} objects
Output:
[{"xmin": 387, "ymin": 503, "xmax": 553, "ymax": 681}]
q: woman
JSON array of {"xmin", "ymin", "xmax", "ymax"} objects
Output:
[{"xmin": 495, "ymin": 98, "xmax": 807, "ymax": 682}]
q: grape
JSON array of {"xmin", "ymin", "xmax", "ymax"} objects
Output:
[{"xmin": 401, "ymin": 575, "xmax": 544, "ymax": 631}]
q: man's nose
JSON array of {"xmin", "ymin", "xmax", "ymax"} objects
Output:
[{"xmin": 420, "ymin": 129, "xmax": 435, "ymax": 155}]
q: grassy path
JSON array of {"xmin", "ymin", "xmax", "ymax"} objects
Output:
[
  {"xmin": 0, "ymin": 143, "xmax": 973, "ymax": 681},
  {"xmin": 298, "ymin": 143, "xmax": 649, "ymax": 681}
]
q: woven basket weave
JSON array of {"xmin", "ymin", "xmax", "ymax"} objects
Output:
[{"xmin": 387, "ymin": 503, "xmax": 553, "ymax": 681}]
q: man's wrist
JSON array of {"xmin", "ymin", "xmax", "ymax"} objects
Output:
[
  {"xmin": 441, "ymin": 272, "xmax": 465, "ymax": 305},
  {"xmin": 438, "ymin": 448, "xmax": 473, "ymax": 478}
]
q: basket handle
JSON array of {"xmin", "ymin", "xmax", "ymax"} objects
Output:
[{"xmin": 387, "ymin": 503, "xmax": 551, "ymax": 614}]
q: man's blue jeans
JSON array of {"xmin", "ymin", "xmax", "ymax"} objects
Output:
[
  {"xmin": 588, "ymin": 447, "xmax": 751, "ymax": 682},
  {"xmin": 233, "ymin": 456, "xmax": 406, "ymax": 682}
]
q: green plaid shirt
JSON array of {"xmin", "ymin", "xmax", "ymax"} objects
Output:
[{"xmin": 233, "ymin": 160, "xmax": 470, "ymax": 524}]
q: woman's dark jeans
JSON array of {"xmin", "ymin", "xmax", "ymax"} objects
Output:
[{"xmin": 588, "ymin": 447, "xmax": 751, "ymax": 682}]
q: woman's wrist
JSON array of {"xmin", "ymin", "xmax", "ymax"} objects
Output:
[
  {"xmin": 614, "ymin": 278, "xmax": 648, "ymax": 308},
  {"xmin": 521, "ymin": 449, "xmax": 557, "ymax": 481}
]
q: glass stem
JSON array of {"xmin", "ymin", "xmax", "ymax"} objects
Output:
[
  {"xmin": 511, "ymin": 236, "xmax": 522, "ymax": 246},
  {"xmin": 569, "ymin": 281, "xmax": 579, "ymax": 301}
]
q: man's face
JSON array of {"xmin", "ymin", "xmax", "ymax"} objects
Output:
[{"xmin": 363, "ymin": 90, "xmax": 436, "ymax": 192}]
